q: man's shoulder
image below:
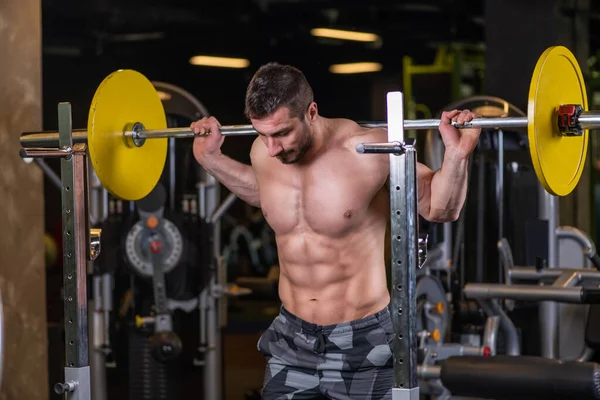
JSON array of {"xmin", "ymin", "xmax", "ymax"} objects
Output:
[
  {"xmin": 330, "ymin": 119, "xmax": 389, "ymax": 184},
  {"xmin": 250, "ymin": 136, "xmax": 268, "ymax": 165},
  {"xmin": 330, "ymin": 119, "xmax": 389, "ymax": 167},
  {"xmin": 333, "ymin": 118, "xmax": 387, "ymax": 146}
]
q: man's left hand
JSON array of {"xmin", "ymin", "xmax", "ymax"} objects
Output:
[{"xmin": 439, "ymin": 109, "xmax": 482, "ymax": 159}]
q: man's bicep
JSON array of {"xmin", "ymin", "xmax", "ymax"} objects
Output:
[
  {"xmin": 416, "ymin": 162, "xmax": 435, "ymax": 216},
  {"xmin": 417, "ymin": 162, "xmax": 435, "ymax": 182}
]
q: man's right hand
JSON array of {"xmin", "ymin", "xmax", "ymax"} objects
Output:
[{"xmin": 191, "ymin": 116, "xmax": 225, "ymax": 162}]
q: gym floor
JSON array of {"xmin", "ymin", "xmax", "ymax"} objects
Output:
[
  {"xmin": 95, "ymin": 298, "xmax": 276, "ymax": 400},
  {"xmin": 100, "ymin": 331, "xmax": 266, "ymax": 400},
  {"xmin": 222, "ymin": 331, "xmax": 267, "ymax": 399}
]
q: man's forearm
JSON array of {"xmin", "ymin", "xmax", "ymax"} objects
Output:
[
  {"xmin": 198, "ymin": 153, "xmax": 261, "ymax": 207},
  {"xmin": 429, "ymin": 151, "xmax": 469, "ymax": 221}
]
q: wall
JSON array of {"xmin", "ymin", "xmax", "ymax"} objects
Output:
[{"xmin": 0, "ymin": 0, "xmax": 49, "ymax": 398}]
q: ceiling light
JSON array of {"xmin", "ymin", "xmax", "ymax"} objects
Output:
[
  {"xmin": 329, "ymin": 62, "xmax": 383, "ymax": 74},
  {"xmin": 189, "ymin": 55, "xmax": 250, "ymax": 68},
  {"xmin": 311, "ymin": 28, "xmax": 380, "ymax": 43}
]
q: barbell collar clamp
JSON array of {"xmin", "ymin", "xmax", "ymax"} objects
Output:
[
  {"xmin": 558, "ymin": 104, "xmax": 584, "ymax": 136},
  {"xmin": 123, "ymin": 122, "xmax": 147, "ymax": 148}
]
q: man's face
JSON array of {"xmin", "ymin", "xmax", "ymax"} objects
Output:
[{"xmin": 252, "ymin": 106, "xmax": 312, "ymax": 164}]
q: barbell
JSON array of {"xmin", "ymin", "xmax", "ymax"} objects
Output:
[{"xmin": 20, "ymin": 45, "xmax": 595, "ymax": 200}]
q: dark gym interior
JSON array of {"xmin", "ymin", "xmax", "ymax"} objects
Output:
[{"xmin": 4, "ymin": 0, "xmax": 600, "ymax": 399}]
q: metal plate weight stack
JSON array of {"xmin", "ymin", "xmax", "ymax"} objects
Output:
[{"xmin": 126, "ymin": 184, "xmax": 183, "ymax": 400}]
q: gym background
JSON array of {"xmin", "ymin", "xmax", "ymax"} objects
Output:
[{"xmin": 3, "ymin": 0, "xmax": 600, "ymax": 399}]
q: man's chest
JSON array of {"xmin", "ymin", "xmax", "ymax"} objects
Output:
[{"xmin": 257, "ymin": 153, "xmax": 387, "ymax": 236}]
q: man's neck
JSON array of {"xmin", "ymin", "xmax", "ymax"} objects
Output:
[{"xmin": 302, "ymin": 116, "xmax": 331, "ymax": 163}]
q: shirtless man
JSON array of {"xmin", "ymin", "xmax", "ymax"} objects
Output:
[{"xmin": 191, "ymin": 63, "xmax": 481, "ymax": 399}]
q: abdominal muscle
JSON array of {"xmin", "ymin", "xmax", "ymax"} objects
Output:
[{"xmin": 275, "ymin": 223, "xmax": 390, "ymax": 326}]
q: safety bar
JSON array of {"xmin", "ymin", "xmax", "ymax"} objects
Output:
[
  {"xmin": 463, "ymin": 284, "xmax": 600, "ymax": 304},
  {"xmin": 509, "ymin": 268, "xmax": 600, "ymax": 282}
]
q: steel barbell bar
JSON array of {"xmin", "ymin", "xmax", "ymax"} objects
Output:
[{"xmin": 20, "ymin": 113, "xmax": 600, "ymax": 149}]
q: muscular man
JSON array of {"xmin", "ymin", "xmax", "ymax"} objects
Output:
[{"xmin": 191, "ymin": 63, "xmax": 481, "ymax": 399}]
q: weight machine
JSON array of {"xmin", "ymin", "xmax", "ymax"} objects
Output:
[{"xmin": 21, "ymin": 89, "xmax": 243, "ymax": 400}]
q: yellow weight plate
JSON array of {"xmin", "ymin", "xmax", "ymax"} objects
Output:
[
  {"xmin": 88, "ymin": 70, "xmax": 167, "ymax": 200},
  {"xmin": 528, "ymin": 46, "xmax": 588, "ymax": 196}
]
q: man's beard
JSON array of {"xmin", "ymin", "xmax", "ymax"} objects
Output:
[{"xmin": 277, "ymin": 131, "xmax": 312, "ymax": 164}]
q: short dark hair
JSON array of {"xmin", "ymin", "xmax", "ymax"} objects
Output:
[{"xmin": 244, "ymin": 62, "xmax": 314, "ymax": 120}]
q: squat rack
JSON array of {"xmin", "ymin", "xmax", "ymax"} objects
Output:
[
  {"xmin": 358, "ymin": 91, "xmax": 423, "ymax": 400},
  {"xmin": 22, "ymin": 103, "xmax": 99, "ymax": 399},
  {"xmin": 20, "ymin": 102, "xmax": 233, "ymax": 400}
]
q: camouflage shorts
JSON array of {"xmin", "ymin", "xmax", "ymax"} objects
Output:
[{"xmin": 257, "ymin": 305, "xmax": 394, "ymax": 399}]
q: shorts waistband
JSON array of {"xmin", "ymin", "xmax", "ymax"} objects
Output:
[{"xmin": 279, "ymin": 304, "xmax": 391, "ymax": 334}]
